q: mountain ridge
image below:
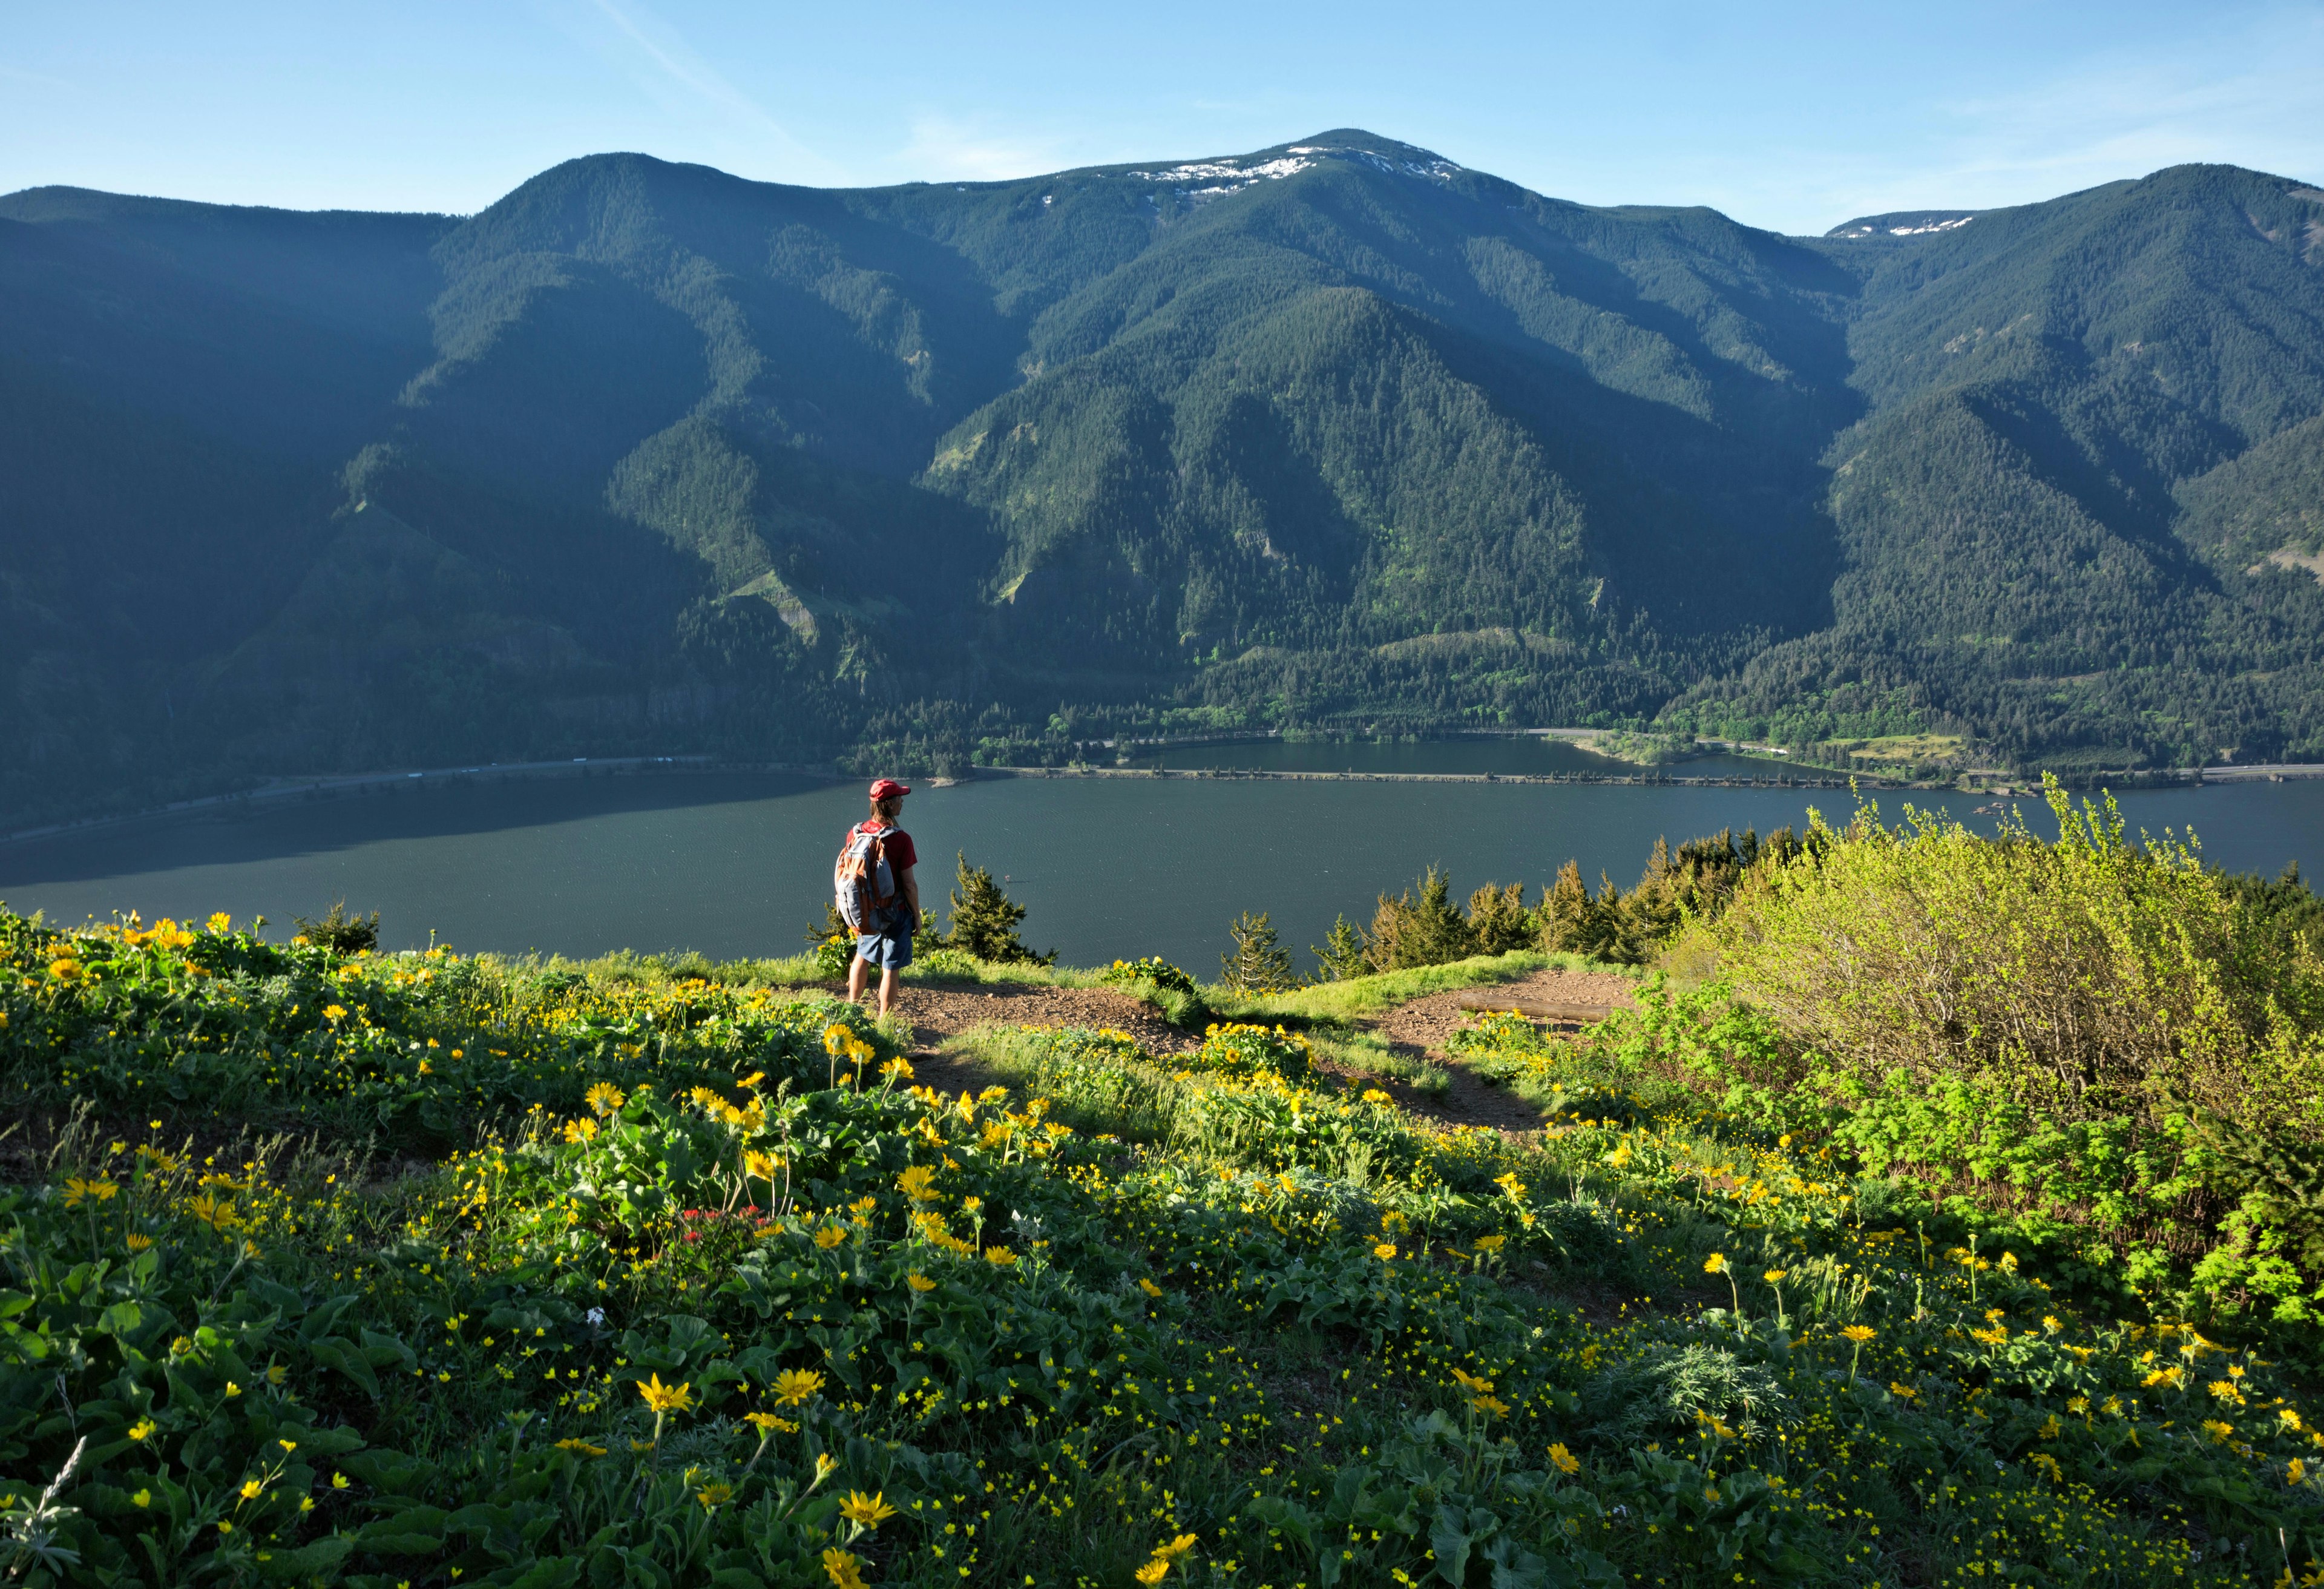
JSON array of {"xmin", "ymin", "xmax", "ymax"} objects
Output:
[{"xmin": 4, "ymin": 131, "xmax": 2323, "ymax": 821}]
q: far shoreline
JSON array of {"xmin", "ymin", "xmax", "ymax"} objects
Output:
[{"xmin": 5, "ymin": 739, "xmax": 2314, "ymax": 852}]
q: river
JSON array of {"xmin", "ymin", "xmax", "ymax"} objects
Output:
[{"xmin": 3, "ymin": 756, "xmax": 2320, "ymax": 973}]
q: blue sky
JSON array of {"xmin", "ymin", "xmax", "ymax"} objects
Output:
[{"xmin": 5, "ymin": 1, "xmax": 2320, "ymax": 235}]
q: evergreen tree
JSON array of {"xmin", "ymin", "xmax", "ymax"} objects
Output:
[
  {"xmin": 1466, "ymin": 881, "xmax": 1536, "ymax": 955},
  {"xmin": 1310, "ymin": 913, "xmax": 1368, "ymax": 982},
  {"xmin": 1221, "ymin": 910, "xmax": 1295, "ymax": 993},
  {"xmin": 1366, "ymin": 867, "xmax": 1476, "ymax": 971},
  {"xmin": 944, "ymin": 852, "xmax": 1054, "ymax": 965}
]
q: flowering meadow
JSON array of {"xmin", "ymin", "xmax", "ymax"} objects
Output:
[{"xmin": 4, "ymin": 907, "xmax": 2324, "ymax": 1586}]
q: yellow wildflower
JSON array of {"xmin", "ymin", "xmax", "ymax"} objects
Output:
[
  {"xmin": 907, "ymin": 1273, "xmax": 937, "ymax": 1293},
  {"xmin": 822, "ymin": 1548, "xmax": 867, "ymax": 1589},
  {"xmin": 637, "ymin": 1374, "xmax": 694, "ymax": 1415},
  {"xmin": 64, "ymin": 1176, "xmax": 117, "ymax": 1208},
  {"xmin": 839, "ymin": 1490, "xmax": 898, "ymax": 1528},
  {"xmin": 1548, "ymin": 1443, "xmax": 1580, "ymax": 1474},
  {"xmin": 772, "ymin": 1369, "xmax": 825, "ymax": 1407}
]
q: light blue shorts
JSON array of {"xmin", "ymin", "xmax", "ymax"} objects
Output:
[{"xmin": 855, "ymin": 913, "xmax": 914, "ymax": 971}]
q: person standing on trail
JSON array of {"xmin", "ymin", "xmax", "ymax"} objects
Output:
[{"xmin": 836, "ymin": 778, "xmax": 920, "ymax": 1018}]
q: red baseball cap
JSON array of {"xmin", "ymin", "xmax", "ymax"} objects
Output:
[{"xmin": 867, "ymin": 778, "xmax": 911, "ymax": 799}]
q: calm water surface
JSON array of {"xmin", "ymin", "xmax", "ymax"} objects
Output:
[{"xmin": 4, "ymin": 766, "xmax": 2319, "ymax": 973}]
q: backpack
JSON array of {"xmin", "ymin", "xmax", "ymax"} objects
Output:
[{"xmin": 833, "ymin": 823, "xmax": 901, "ymax": 933}]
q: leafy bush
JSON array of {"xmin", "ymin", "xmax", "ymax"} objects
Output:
[
  {"xmin": 1098, "ymin": 956, "xmax": 1210, "ymax": 1027},
  {"xmin": 1098, "ymin": 957, "xmax": 1197, "ymax": 997},
  {"xmin": 290, "ymin": 901, "xmax": 379, "ymax": 955},
  {"xmin": 1650, "ymin": 780, "xmax": 2324, "ymax": 1326}
]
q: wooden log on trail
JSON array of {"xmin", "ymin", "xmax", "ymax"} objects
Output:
[{"xmin": 1452, "ymin": 993, "xmax": 1615, "ymax": 1024}]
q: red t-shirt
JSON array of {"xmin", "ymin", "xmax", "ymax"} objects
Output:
[{"xmin": 853, "ymin": 821, "xmax": 917, "ymax": 874}]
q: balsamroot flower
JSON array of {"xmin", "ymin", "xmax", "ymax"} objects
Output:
[
  {"xmin": 1548, "ymin": 1443, "xmax": 1580, "ymax": 1475},
  {"xmin": 64, "ymin": 1176, "xmax": 117, "ymax": 1208},
  {"xmin": 898, "ymin": 1165, "xmax": 939, "ymax": 1202},
  {"xmin": 838, "ymin": 1490, "xmax": 897, "ymax": 1529},
  {"xmin": 1840, "ymin": 1323, "xmax": 1876, "ymax": 1382},
  {"xmin": 822, "ymin": 1548, "xmax": 867, "ymax": 1589},
  {"xmin": 584, "ymin": 1082, "xmax": 625, "ymax": 1116},
  {"xmin": 637, "ymin": 1374, "xmax": 694, "ymax": 1415},
  {"xmin": 772, "ymin": 1369, "xmax": 824, "ymax": 1407}
]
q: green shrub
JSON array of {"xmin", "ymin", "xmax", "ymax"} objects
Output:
[
  {"xmin": 1656, "ymin": 778, "xmax": 2324, "ymax": 1324},
  {"xmin": 1098, "ymin": 956, "xmax": 1197, "ymax": 996},
  {"xmin": 290, "ymin": 900, "xmax": 379, "ymax": 955}
]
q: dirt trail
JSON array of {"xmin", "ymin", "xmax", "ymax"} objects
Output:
[
  {"xmin": 1358, "ymin": 969, "xmax": 1638, "ymax": 1136},
  {"xmin": 855, "ymin": 967, "xmax": 1635, "ymax": 1138}
]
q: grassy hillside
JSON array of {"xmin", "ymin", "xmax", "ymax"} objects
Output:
[
  {"xmin": 7, "ymin": 861, "xmax": 2324, "ymax": 1585},
  {"xmin": 4, "ymin": 142, "xmax": 2324, "ymax": 823}
]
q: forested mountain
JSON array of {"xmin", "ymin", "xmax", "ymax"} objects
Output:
[{"xmin": 4, "ymin": 133, "xmax": 2322, "ymax": 821}]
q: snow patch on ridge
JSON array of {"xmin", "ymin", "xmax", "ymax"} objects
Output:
[
  {"xmin": 1127, "ymin": 145, "xmax": 1460, "ymax": 203},
  {"xmin": 1829, "ymin": 214, "xmax": 1976, "ymax": 240}
]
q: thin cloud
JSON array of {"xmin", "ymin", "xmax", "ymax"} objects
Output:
[
  {"xmin": 1820, "ymin": 12, "xmax": 2324, "ymax": 225},
  {"xmin": 893, "ymin": 116, "xmax": 1078, "ymax": 183},
  {"xmin": 573, "ymin": 0, "xmax": 852, "ymax": 184}
]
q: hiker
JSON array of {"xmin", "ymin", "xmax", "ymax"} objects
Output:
[{"xmin": 835, "ymin": 777, "xmax": 920, "ymax": 1017}]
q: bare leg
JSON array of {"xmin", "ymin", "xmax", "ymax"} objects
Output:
[
  {"xmin": 878, "ymin": 967, "xmax": 900, "ymax": 1018},
  {"xmin": 846, "ymin": 951, "xmax": 869, "ymax": 1005}
]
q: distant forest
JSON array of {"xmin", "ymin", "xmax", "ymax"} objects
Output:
[{"xmin": 4, "ymin": 133, "xmax": 2323, "ymax": 824}]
